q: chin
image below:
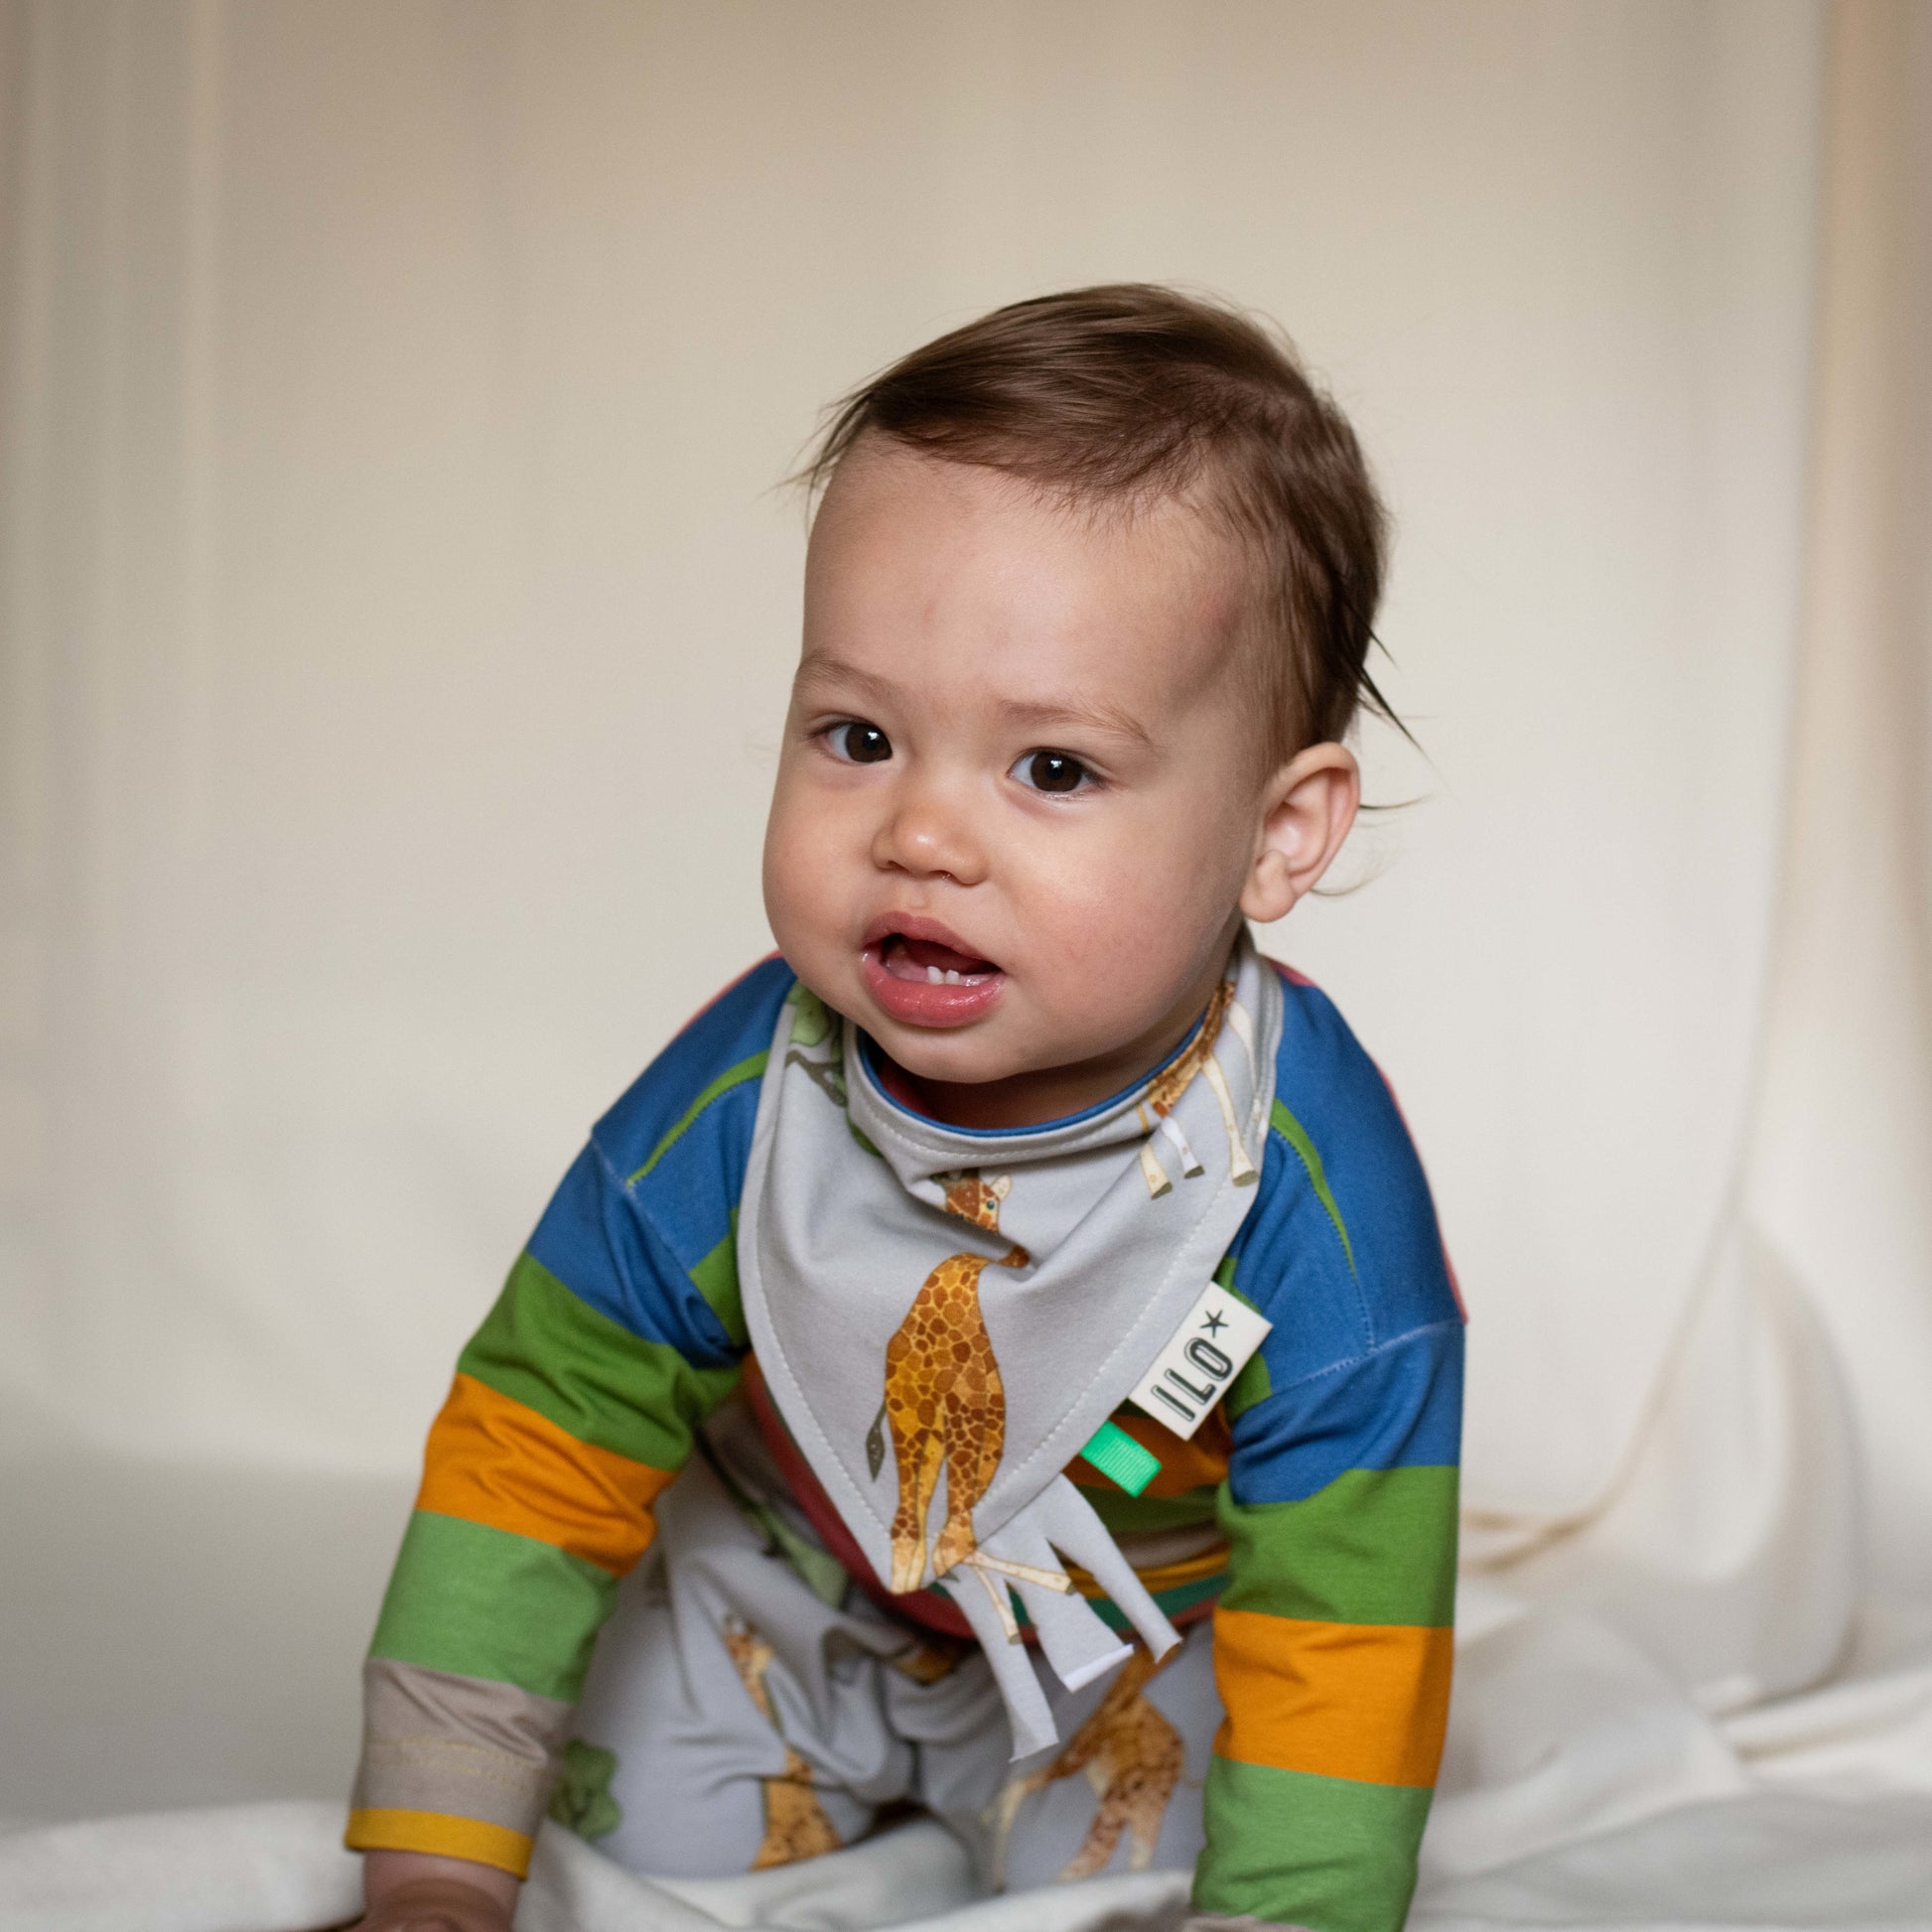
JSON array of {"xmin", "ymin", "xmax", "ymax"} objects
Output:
[{"xmin": 868, "ymin": 1024, "xmax": 1005, "ymax": 1081}]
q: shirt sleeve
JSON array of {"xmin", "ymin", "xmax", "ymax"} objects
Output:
[
  {"xmin": 344, "ymin": 959, "xmax": 789, "ymax": 1877},
  {"xmin": 345, "ymin": 1142, "xmax": 745, "ymax": 1875},
  {"xmin": 1194, "ymin": 968, "xmax": 1463, "ymax": 1932},
  {"xmin": 1194, "ymin": 1318, "xmax": 1461, "ymax": 1932}
]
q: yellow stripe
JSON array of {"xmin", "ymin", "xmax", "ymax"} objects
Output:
[
  {"xmin": 416, "ymin": 1372, "xmax": 675, "ymax": 1576},
  {"xmin": 1065, "ymin": 1539, "xmax": 1230, "ymax": 1599},
  {"xmin": 345, "ymin": 1807, "xmax": 534, "ymax": 1876},
  {"xmin": 1211, "ymin": 1605, "xmax": 1452, "ymax": 1787}
]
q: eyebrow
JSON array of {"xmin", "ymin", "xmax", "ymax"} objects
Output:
[
  {"xmin": 994, "ymin": 694, "xmax": 1154, "ymax": 748},
  {"xmin": 792, "ymin": 656, "xmax": 901, "ymax": 711},
  {"xmin": 795, "ymin": 655, "xmax": 1155, "ymax": 748}
]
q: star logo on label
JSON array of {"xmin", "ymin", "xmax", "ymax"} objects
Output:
[{"xmin": 1130, "ymin": 1283, "xmax": 1273, "ymax": 1441}]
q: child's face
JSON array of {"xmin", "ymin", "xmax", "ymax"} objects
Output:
[{"xmin": 763, "ymin": 445, "xmax": 1286, "ymax": 1128}]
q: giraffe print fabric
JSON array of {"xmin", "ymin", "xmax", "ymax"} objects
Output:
[
  {"xmin": 566, "ymin": 1444, "xmax": 1223, "ymax": 1890},
  {"xmin": 738, "ymin": 934, "xmax": 1282, "ymax": 1756}
]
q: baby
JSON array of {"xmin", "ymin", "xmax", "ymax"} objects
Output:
[{"xmin": 348, "ymin": 286, "xmax": 1462, "ymax": 1932}]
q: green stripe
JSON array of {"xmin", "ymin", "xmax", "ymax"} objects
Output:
[
  {"xmin": 626, "ymin": 1051, "xmax": 767, "ymax": 1183},
  {"xmin": 1090, "ymin": 1570, "xmax": 1227, "ymax": 1632},
  {"xmin": 1270, "ymin": 1099, "xmax": 1356, "ymax": 1274},
  {"xmin": 1083, "ymin": 1484, "xmax": 1220, "ymax": 1536},
  {"xmin": 1213, "ymin": 1255, "xmax": 1272, "ymax": 1416},
  {"xmin": 785, "ymin": 983, "xmax": 835, "ymax": 1047},
  {"xmin": 1218, "ymin": 1465, "xmax": 1458, "ymax": 1627},
  {"xmin": 1225, "ymin": 1349, "xmax": 1271, "ymax": 1419},
  {"xmin": 1194, "ymin": 1755, "xmax": 1431, "ymax": 1932},
  {"xmin": 687, "ymin": 1216, "xmax": 747, "ymax": 1348},
  {"xmin": 370, "ymin": 1511, "xmax": 618, "ymax": 1703},
  {"xmin": 459, "ymin": 1252, "xmax": 742, "ymax": 1471}
]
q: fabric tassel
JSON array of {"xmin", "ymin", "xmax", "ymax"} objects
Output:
[
  {"xmin": 1201, "ymin": 1053, "xmax": 1259, "ymax": 1185},
  {"xmin": 1139, "ymin": 1139, "xmax": 1173, "ymax": 1197},
  {"xmin": 946, "ymin": 1568, "xmax": 1058, "ymax": 1759},
  {"xmin": 1159, "ymin": 1110, "xmax": 1204, "ymax": 1177}
]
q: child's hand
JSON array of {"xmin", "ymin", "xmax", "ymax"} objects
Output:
[
  {"xmin": 355, "ymin": 1852, "xmax": 520, "ymax": 1932},
  {"xmin": 353, "ymin": 1876, "xmax": 514, "ymax": 1932}
]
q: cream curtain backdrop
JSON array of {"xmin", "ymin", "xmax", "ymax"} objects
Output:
[{"xmin": 2, "ymin": 2, "xmax": 1929, "ymax": 1928}]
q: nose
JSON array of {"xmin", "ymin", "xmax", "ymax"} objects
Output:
[{"xmin": 870, "ymin": 769, "xmax": 987, "ymax": 886}]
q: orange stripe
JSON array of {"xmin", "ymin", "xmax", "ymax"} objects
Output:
[
  {"xmin": 1066, "ymin": 1408, "xmax": 1232, "ymax": 1497},
  {"xmin": 345, "ymin": 1807, "xmax": 533, "ymax": 1876},
  {"xmin": 1211, "ymin": 1605, "xmax": 1452, "ymax": 1787},
  {"xmin": 415, "ymin": 1373, "xmax": 674, "ymax": 1575}
]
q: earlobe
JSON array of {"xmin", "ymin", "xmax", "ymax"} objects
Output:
[{"xmin": 1238, "ymin": 744, "xmax": 1360, "ymax": 925}]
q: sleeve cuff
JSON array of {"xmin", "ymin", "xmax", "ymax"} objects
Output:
[{"xmin": 345, "ymin": 1807, "xmax": 535, "ymax": 1879}]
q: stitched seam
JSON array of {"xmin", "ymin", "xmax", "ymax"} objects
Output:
[
  {"xmin": 601, "ymin": 1144, "xmax": 747, "ymax": 1374},
  {"xmin": 363, "ymin": 1741, "xmax": 552, "ymax": 1789},
  {"xmin": 1250, "ymin": 1317, "xmax": 1464, "ymax": 1404},
  {"xmin": 1264, "ymin": 1106, "xmax": 1376, "ymax": 1355},
  {"xmin": 1267, "ymin": 1109, "xmax": 1357, "ymax": 1273},
  {"xmin": 623, "ymin": 1051, "xmax": 767, "ymax": 1185}
]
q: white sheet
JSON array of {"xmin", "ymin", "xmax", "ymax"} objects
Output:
[{"xmin": 0, "ymin": 1805, "xmax": 1184, "ymax": 1932}]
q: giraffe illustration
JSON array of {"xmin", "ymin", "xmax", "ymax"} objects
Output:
[
  {"xmin": 1138, "ymin": 978, "xmax": 1257, "ymax": 1196},
  {"xmin": 986, "ymin": 1644, "xmax": 1185, "ymax": 1885},
  {"xmin": 881, "ymin": 1171, "xmax": 1028, "ymax": 1594},
  {"xmin": 720, "ymin": 1619, "xmax": 844, "ymax": 1871}
]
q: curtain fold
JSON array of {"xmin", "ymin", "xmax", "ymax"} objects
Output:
[{"xmin": 1748, "ymin": 0, "xmax": 1932, "ymax": 1620}]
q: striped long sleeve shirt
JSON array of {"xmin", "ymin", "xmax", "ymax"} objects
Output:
[{"xmin": 348, "ymin": 956, "xmax": 1463, "ymax": 1931}]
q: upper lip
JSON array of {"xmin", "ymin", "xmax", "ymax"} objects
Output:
[{"xmin": 861, "ymin": 910, "xmax": 999, "ymax": 966}]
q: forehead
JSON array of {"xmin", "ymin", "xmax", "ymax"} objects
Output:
[{"xmin": 801, "ymin": 445, "xmax": 1250, "ymax": 714}]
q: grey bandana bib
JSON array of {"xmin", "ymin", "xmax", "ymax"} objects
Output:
[{"xmin": 738, "ymin": 934, "xmax": 1282, "ymax": 1755}]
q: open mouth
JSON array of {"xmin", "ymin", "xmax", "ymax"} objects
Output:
[
  {"xmin": 860, "ymin": 920, "xmax": 1006, "ymax": 1028},
  {"xmin": 876, "ymin": 933, "xmax": 1000, "ymax": 986}
]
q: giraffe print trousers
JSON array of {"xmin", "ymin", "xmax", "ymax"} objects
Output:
[{"xmin": 566, "ymin": 1412, "xmax": 1221, "ymax": 1892}]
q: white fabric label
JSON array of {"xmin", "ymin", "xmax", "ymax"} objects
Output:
[{"xmin": 1129, "ymin": 1282, "xmax": 1273, "ymax": 1441}]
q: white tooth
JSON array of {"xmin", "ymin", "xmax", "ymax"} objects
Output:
[
  {"xmin": 927, "ymin": 965, "xmax": 943, "ymax": 984},
  {"xmin": 944, "ymin": 969, "xmax": 961, "ymax": 984}
]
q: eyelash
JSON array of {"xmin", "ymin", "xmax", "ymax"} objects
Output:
[
  {"xmin": 818, "ymin": 720, "xmax": 893, "ymax": 764},
  {"xmin": 1008, "ymin": 749, "xmax": 1096, "ymax": 796},
  {"xmin": 815, "ymin": 721, "xmax": 1101, "ymax": 796}
]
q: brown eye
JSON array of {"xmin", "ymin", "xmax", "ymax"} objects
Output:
[
  {"xmin": 831, "ymin": 721, "xmax": 892, "ymax": 763},
  {"xmin": 1014, "ymin": 750, "xmax": 1088, "ymax": 793}
]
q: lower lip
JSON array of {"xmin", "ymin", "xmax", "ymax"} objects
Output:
[{"xmin": 860, "ymin": 947, "xmax": 1006, "ymax": 1029}]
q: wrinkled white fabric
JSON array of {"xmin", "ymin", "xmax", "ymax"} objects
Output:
[{"xmin": 0, "ymin": 1805, "xmax": 1189, "ymax": 1932}]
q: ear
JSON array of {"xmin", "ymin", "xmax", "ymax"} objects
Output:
[
  {"xmin": 988, "ymin": 1173, "xmax": 1013, "ymax": 1200},
  {"xmin": 1239, "ymin": 743, "xmax": 1361, "ymax": 925}
]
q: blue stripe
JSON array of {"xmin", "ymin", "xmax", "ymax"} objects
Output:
[
  {"xmin": 525, "ymin": 1148, "xmax": 738, "ymax": 1368},
  {"xmin": 591, "ymin": 956, "xmax": 793, "ymax": 1180},
  {"xmin": 522, "ymin": 957, "xmax": 795, "ymax": 1366},
  {"xmin": 1227, "ymin": 1321, "xmax": 1462, "ymax": 1505}
]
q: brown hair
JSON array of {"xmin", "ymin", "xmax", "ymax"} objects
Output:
[{"xmin": 797, "ymin": 283, "xmax": 1395, "ymax": 762}]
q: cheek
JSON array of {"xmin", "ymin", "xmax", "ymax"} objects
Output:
[
  {"xmin": 1012, "ymin": 799, "xmax": 1246, "ymax": 983},
  {"xmin": 761, "ymin": 767, "xmax": 844, "ymax": 950}
]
